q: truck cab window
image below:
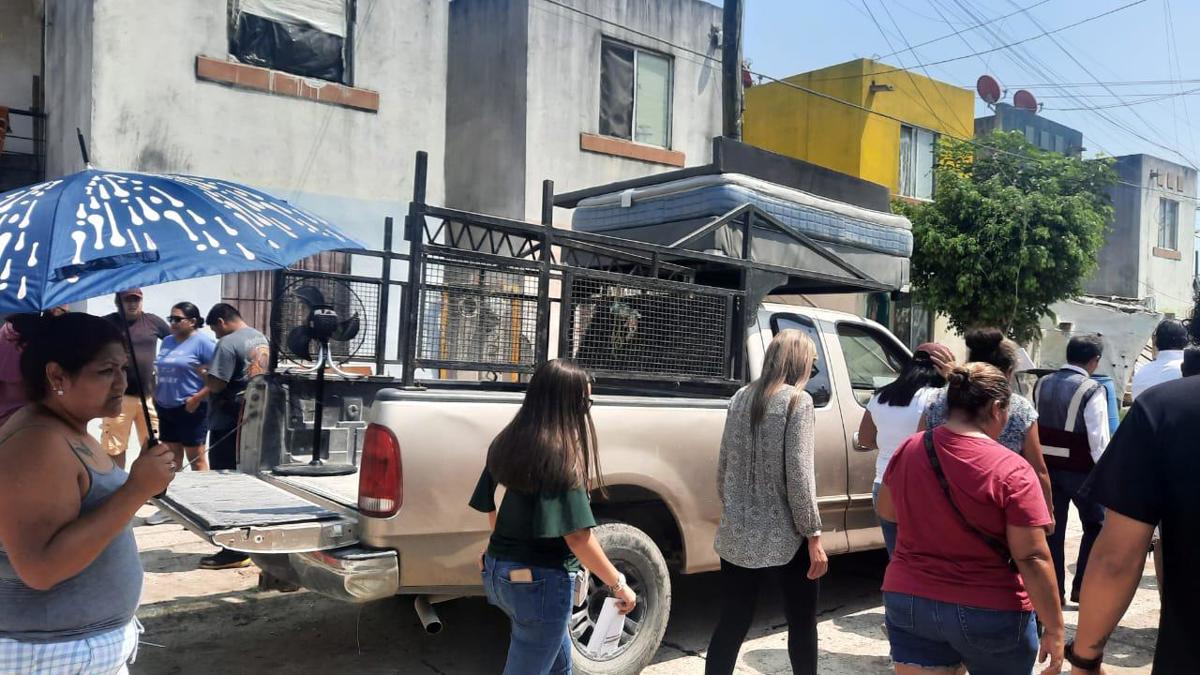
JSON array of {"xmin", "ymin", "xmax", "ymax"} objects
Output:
[
  {"xmin": 836, "ymin": 323, "xmax": 906, "ymax": 406},
  {"xmin": 769, "ymin": 314, "xmax": 831, "ymax": 408}
]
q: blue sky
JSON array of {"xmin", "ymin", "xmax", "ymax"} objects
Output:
[{"xmin": 737, "ymin": 0, "xmax": 1200, "ymax": 168}]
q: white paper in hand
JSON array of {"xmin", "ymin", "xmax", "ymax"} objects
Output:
[{"xmin": 585, "ymin": 597, "xmax": 625, "ymax": 658}]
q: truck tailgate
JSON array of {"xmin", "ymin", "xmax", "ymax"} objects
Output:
[{"xmin": 156, "ymin": 471, "xmax": 359, "ymax": 554}]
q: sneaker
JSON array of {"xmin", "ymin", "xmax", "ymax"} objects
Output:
[
  {"xmin": 199, "ymin": 549, "xmax": 252, "ymax": 570},
  {"xmin": 145, "ymin": 510, "xmax": 173, "ymax": 526}
]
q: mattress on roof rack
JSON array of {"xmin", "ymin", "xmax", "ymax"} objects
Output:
[{"xmin": 571, "ymin": 173, "xmax": 913, "ymax": 258}]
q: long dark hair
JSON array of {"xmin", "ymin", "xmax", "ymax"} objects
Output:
[
  {"xmin": 486, "ymin": 359, "xmax": 601, "ymax": 495},
  {"xmin": 18, "ymin": 313, "xmax": 124, "ymax": 400},
  {"xmin": 876, "ymin": 353, "xmax": 945, "ymax": 406}
]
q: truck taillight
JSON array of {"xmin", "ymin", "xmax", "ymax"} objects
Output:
[{"xmin": 358, "ymin": 424, "xmax": 402, "ymax": 517}]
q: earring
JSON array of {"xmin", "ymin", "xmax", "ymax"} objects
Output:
[{"xmin": 55, "ymin": 388, "xmax": 64, "ymax": 396}]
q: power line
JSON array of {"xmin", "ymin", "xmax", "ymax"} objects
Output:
[
  {"xmin": 1045, "ymin": 86, "xmax": 1200, "ymax": 111},
  {"xmin": 808, "ymin": 0, "xmax": 1149, "ymax": 82},
  {"xmin": 876, "ymin": 0, "xmax": 1055, "ymax": 60},
  {"xmin": 535, "ymin": 0, "xmax": 1200, "ymax": 203}
]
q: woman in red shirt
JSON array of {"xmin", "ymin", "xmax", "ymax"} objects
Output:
[{"xmin": 877, "ymin": 363, "xmax": 1063, "ymax": 675}]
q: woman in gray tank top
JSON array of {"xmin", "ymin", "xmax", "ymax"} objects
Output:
[{"xmin": 0, "ymin": 313, "xmax": 177, "ymax": 673}]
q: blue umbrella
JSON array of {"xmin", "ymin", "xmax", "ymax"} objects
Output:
[
  {"xmin": 0, "ymin": 167, "xmax": 366, "ymax": 474},
  {"xmin": 0, "ymin": 169, "xmax": 365, "ymax": 313}
]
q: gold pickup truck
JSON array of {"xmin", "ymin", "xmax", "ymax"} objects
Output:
[
  {"xmin": 159, "ymin": 176, "xmax": 910, "ymax": 674},
  {"xmin": 160, "ymin": 302, "xmax": 907, "ymax": 674}
]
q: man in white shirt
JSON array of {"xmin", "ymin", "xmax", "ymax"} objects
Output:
[
  {"xmin": 1033, "ymin": 335, "xmax": 1110, "ymax": 604},
  {"xmin": 1131, "ymin": 319, "xmax": 1188, "ymax": 400}
]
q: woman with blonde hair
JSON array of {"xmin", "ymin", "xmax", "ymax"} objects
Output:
[{"xmin": 706, "ymin": 329, "xmax": 828, "ymax": 675}]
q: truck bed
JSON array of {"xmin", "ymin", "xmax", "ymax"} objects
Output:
[{"xmin": 275, "ymin": 473, "xmax": 361, "ymax": 509}]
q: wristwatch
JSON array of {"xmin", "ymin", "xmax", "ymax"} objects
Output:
[
  {"xmin": 1065, "ymin": 640, "xmax": 1103, "ymax": 672},
  {"xmin": 607, "ymin": 572, "xmax": 627, "ymax": 595}
]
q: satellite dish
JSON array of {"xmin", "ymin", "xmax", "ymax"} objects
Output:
[
  {"xmin": 1013, "ymin": 89, "xmax": 1039, "ymax": 112},
  {"xmin": 976, "ymin": 75, "xmax": 1001, "ymax": 105}
]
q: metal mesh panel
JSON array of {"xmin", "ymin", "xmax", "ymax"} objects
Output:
[
  {"xmin": 416, "ymin": 256, "xmax": 540, "ymax": 372},
  {"xmin": 567, "ymin": 276, "xmax": 732, "ymax": 380},
  {"xmin": 271, "ymin": 274, "xmax": 380, "ymax": 363}
]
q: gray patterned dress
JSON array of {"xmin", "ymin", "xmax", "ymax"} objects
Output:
[
  {"xmin": 715, "ymin": 384, "xmax": 822, "ymax": 569},
  {"xmin": 924, "ymin": 390, "xmax": 1038, "ymax": 453}
]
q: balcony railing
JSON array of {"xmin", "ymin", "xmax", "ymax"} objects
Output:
[{"xmin": 0, "ymin": 107, "xmax": 46, "ymax": 192}]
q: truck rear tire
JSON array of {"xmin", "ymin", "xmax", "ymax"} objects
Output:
[{"xmin": 571, "ymin": 522, "xmax": 671, "ymax": 675}]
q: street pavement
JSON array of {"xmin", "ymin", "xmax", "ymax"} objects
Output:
[{"xmin": 132, "ymin": 506, "xmax": 1159, "ymax": 674}]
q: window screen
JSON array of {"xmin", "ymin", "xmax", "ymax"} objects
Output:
[
  {"xmin": 899, "ymin": 124, "xmax": 935, "ymax": 199},
  {"xmin": 599, "ymin": 40, "xmax": 671, "ymax": 148},
  {"xmin": 770, "ymin": 314, "xmax": 832, "ymax": 407},
  {"xmin": 1159, "ymin": 198, "xmax": 1180, "ymax": 250},
  {"xmin": 836, "ymin": 323, "xmax": 906, "ymax": 406},
  {"xmin": 599, "ymin": 41, "xmax": 635, "ymax": 140}
]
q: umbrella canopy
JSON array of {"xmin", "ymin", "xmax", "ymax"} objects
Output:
[{"xmin": 0, "ymin": 169, "xmax": 366, "ymax": 313}]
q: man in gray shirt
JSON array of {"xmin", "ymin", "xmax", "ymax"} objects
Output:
[{"xmin": 199, "ymin": 303, "xmax": 269, "ymax": 570}]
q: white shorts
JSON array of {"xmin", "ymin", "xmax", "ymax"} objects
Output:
[{"xmin": 0, "ymin": 618, "xmax": 142, "ymax": 674}]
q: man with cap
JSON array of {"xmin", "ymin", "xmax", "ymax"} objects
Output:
[
  {"xmin": 100, "ymin": 288, "xmax": 170, "ymax": 469},
  {"xmin": 1131, "ymin": 319, "xmax": 1188, "ymax": 400}
]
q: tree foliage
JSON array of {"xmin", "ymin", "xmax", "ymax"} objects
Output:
[{"xmin": 895, "ymin": 131, "xmax": 1116, "ymax": 343}]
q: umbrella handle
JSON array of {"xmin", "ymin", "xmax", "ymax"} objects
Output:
[{"xmin": 116, "ymin": 299, "xmax": 166, "ymax": 496}]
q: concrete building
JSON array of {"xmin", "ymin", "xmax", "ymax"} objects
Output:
[
  {"xmin": 446, "ymin": 0, "xmax": 724, "ymax": 224},
  {"xmin": 1085, "ymin": 154, "xmax": 1197, "ymax": 318},
  {"xmin": 743, "ymin": 58, "xmax": 974, "ymax": 202},
  {"xmin": 7, "ymin": 0, "xmax": 447, "ymax": 333},
  {"xmin": 975, "ymin": 102, "xmax": 1083, "ymax": 156},
  {"xmin": 743, "ymin": 59, "xmax": 973, "ymax": 347}
]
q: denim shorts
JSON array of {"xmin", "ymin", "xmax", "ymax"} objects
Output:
[
  {"xmin": 156, "ymin": 401, "xmax": 209, "ymax": 446},
  {"xmin": 482, "ymin": 555, "xmax": 575, "ymax": 675},
  {"xmin": 884, "ymin": 592, "xmax": 1038, "ymax": 674}
]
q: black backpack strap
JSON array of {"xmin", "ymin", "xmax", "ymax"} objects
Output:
[{"xmin": 923, "ymin": 430, "xmax": 1018, "ymax": 573}]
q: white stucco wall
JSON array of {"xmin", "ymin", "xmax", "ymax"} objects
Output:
[
  {"xmin": 524, "ymin": 0, "xmax": 723, "ymax": 225},
  {"xmin": 1134, "ymin": 157, "xmax": 1196, "ymax": 317},
  {"xmin": 55, "ymin": 0, "xmax": 447, "ymax": 450},
  {"xmin": 0, "ymin": 0, "xmax": 42, "ymax": 156}
]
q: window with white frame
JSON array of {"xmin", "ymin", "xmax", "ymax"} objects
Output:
[
  {"xmin": 1158, "ymin": 198, "xmax": 1180, "ymax": 250},
  {"xmin": 599, "ymin": 40, "xmax": 672, "ymax": 148},
  {"xmin": 899, "ymin": 124, "xmax": 936, "ymax": 200}
]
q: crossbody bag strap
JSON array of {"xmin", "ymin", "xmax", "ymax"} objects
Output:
[{"xmin": 922, "ymin": 430, "xmax": 1018, "ymax": 573}]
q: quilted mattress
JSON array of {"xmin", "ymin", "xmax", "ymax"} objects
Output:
[{"xmin": 571, "ymin": 173, "xmax": 913, "ymax": 258}]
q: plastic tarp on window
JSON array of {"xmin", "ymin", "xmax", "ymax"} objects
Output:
[
  {"xmin": 231, "ymin": 0, "xmax": 347, "ymax": 82},
  {"xmin": 599, "ymin": 42, "xmax": 635, "ymax": 140}
]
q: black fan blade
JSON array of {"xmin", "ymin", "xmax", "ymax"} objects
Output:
[
  {"xmin": 287, "ymin": 326, "xmax": 315, "ymax": 360},
  {"xmin": 333, "ymin": 314, "xmax": 360, "ymax": 343},
  {"xmin": 293, "ymin": 285, "xmax": 327, "ymax": 308}
]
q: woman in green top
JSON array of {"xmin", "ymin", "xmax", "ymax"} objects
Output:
[{"xmin": 470, "ymin": 359, "xmax": 636, "ymax": 675}]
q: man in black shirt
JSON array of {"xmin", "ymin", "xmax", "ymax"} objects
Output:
[{"xmin": 1071, "ymin": 375, "xmax": 1200, "ymax": 674}]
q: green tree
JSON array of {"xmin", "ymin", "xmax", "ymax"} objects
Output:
[{"xmin": 895, "ymin": 131, "xmax": 1116, "ymax": 343}]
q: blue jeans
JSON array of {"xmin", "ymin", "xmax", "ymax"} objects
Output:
[
  {"xmin": 1048, "ymin": 468, "xmax": 1105, "ymax": 601},
  {"xmin": 482, "ymin": 555, "xmax": 575, "ymax": 675},
  {"xmin": 884, "ymin": 592, "xmax": 1038, "ymax": 674},
  {"xmin": 872, "ymin": 482, "xmax": 897, "ymax": 559}
]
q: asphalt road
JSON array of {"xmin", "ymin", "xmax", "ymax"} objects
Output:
[{"xmin": 131, "ymin": 507, "xmax": 1159, "ymax": 674}]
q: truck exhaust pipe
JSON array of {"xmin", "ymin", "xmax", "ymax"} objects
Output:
[{"xmin": 414, "ymin": 596, "xmax": 443, "ymax": 634}]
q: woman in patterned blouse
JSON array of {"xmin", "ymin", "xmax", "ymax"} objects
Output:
[{"xmin": 706, "ymin": 329, "xmax": 828, "ymax": 675}]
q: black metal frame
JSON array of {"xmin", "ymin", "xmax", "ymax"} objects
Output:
[
  {"xmin": 397, "ymin": 151, "xmax": 890, "ymax": 388},
  {"xmin": 263, "ymin": 151, "xmax": 896, "ymax": 391}
]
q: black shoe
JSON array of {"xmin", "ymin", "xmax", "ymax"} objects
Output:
[{"xmin": 200, "ymin": 549, "xmax": 252, "ymax": 570}]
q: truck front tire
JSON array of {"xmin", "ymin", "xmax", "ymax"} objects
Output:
[{"xmin": 572, "ymin": 522, "xmax": 672, "ymax": 675}]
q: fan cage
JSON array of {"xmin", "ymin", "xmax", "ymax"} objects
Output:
[{"xmin": 271, "ymin": 273, "xmax": 380, "ymax": 364}]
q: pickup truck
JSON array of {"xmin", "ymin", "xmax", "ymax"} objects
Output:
[{"xmin": 159, "ymin": 165, "xmax": 909, "ymax": 674}]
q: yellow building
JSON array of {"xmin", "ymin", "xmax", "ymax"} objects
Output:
[{"xmin": 745, "ymin": 58, "xmax": 974, "ymax": 200}]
